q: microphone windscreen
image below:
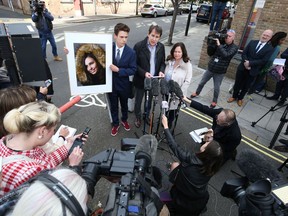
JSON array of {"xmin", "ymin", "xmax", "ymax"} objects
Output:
[
  {"xmin": 173, "ymin": 81, "xmax": 183, "ymax": 98},
  {"xmin": 135, "ymin": 134, "xmax": 158, "ymax": 165},
  {"xmin": 168, "ymin": 80, "xmax": 175, "ymax": 93},
  {"xmin": 151, "ymin": 79, "xmax": 159, "ymax": 96},
  {"xmin": 236, "ymin": 149, "xmax": 280, "ymax": 183},
  {"xmin": 160, "ymin": 79, "xmax": 169, "ymax": 95},
  {"xmin": 144, "ymin": 78, "xmax": 152, "ymax": 91}
]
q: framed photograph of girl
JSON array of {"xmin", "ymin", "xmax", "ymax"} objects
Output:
[{"xmin": 65, "ymin": 32, "xmax": 112, "ymax": 95}]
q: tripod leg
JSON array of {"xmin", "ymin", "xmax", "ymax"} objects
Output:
[
  {"xmin": 269, "ymin": 104, "xmax": 288, "ymax": 148},
  {"xmin": 278, "ymin": 158, "xmax": 288, "ymax": 172}
]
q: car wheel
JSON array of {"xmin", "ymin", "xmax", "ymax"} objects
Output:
[
  {"xmin": 153, "ymin": 12, "xmax": 157, "ymax": 18},
  {"xmin": 164, "ymin": 11, "xmax": 168, "ymax": 16},
  {"xmin": 141, "ymin": 14, "xmax": 145, "ymax": 17},
  {"xmin": 196, "ymin": 19, "xmax": 199, "ymax": 22},
  {"xmin": 179, "ymin": 11, "xmax": 183, "ymax": 15}
]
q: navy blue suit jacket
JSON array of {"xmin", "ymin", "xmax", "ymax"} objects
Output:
[
  {"xmin": 112, "ymin": 42, "xmax": 136, "ymax": 92},
  {"xmin": 239, "ymin": 40, "xmax": 274, "ymax": 76}
]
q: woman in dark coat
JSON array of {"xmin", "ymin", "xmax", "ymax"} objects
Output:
[{"xmin": 162, "ymin": 115, "xmax": 223, "ymax": 216}]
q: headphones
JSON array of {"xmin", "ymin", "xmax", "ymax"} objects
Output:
[{"xmin": 37, "ymin": 173, "xmax": 86, "ymax": 216}]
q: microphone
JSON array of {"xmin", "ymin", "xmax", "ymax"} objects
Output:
[
  {"xmin": 59, "ymin": 96, "xmax": 81, "ymax": 113},
  {"xmin": 236, "ymin": 149, "xmax": 280, "ymax": 184},
  {"xmin": 173, "ymin": 81, "xmax": 184, "ymax": 99},
  {"xmin": 151, "ymin": 78, "xmax": 159, "ymax": 96},
  {"xmin": 135, "ymin": 134, "xmax": 158, "ymax": 166},
  {"xmin": 160, "ymin": 79, "xmax": 169, "ymax": 96},
  {"xmin": 168, "ymin": 80, "xmax": 175, "ymax": 94},
  {"xmin": 161, "ymin": 101, "xmax": 169, "ymax": 114},
  {"xmin": 144, "ymin": 78, "xmax": 152, "ymax": 91}
]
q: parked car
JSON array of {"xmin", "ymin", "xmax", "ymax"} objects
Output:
[
  {"xmin": 167, "ymin": 4, "xmax": 183, "ymax": 15},
  {"xmin": 196, "ymin": 4, "xmax": 230, "ymax": 22},
  {"xmin": 141, "ymin": 4, "xmax": 168, "ymax": 18},
  {"xmin": 180, "ymin": 3, "xmax": 199, "ymax": 13}
]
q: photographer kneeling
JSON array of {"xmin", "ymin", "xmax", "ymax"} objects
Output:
[
  {"xmin": 190, "ymin": 29, "xmax": 238, "ymax": 108},
  {"xmin": 162, "ymin": 115, "xmax": 223, "ymax": 216}
]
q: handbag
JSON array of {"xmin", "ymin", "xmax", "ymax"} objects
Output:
[{"xmin": 268, "ymin": 65, "xmax": 285, "ymax": 81}]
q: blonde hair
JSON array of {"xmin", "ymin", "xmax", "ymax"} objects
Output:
[
  {"xmin": 12, "ymin": 168, "xmax": 88, "ymax": 216},
  {"xmin": 3, "ymin": 101, "xmax": 60, "ymax": 134}
]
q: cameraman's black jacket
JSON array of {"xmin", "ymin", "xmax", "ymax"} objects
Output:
[
  {"xmin": 32, "ymin": 9, "xmax": 53, "ymax": 33},
  {"xmin": 207, "ymin": 42, "xmax": 238, "ymax": 74}
]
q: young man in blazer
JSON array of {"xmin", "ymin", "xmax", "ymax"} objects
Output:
[
  {"xmin": 133, "ymin": 25, "xmax": 166, "ymax": 128},
  {"xmin": 228, "ymin": 29, "xmax": 274, "ymax": 106},
  {"xmin": 109, "ymin": 23, "xmax": 137, "ymax": 136}
]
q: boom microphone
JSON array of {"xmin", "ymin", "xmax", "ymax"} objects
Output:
[
  {"xmin": 236, "ymin": 149, "xmax": 280, "ymax": 184},
  {"xmin": 151, "ymin": 79, "xmax": 159, "ymax": 96},
  {"xmin": 168, "ymin": 80, "xmax": 175, "ymax": 94},
  {"xmin": 134, "ymin": 134, "xmax": 158, "ymax": 166},
  {"xmin": 144, "ymin": 78, "xmax": 152, "ymax": 91},
  {"xmin": 160, "ymin": 79, "xmax": 169, "ymax": 96}
]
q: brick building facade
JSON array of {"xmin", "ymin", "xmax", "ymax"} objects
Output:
[{"xmin": 198, "ymin": 0, "xmax": 288, "ymax": 91}]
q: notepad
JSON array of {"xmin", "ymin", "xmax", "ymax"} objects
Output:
[
  {"xmin": 189, "ymin": 127, "xmax": 209, "ymax": 143},
  {"xmin": 52, "ymin": 125, "xmax": 77, "ymax": 144},
  {"xmin": 272, "ymin": 185, "xmax": 288, "ymax": 205}
]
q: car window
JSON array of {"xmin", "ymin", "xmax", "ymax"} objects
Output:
[
  {"xmin": 200, "ymin": 5, "xmax": 211, "ymax": 11},
  {"xmin": 143, "ymin": 4, "xmax": 152, "ymax": 8}
]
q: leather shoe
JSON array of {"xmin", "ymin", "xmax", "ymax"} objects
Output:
[
  {"xmin": 237, "ymin": 100, "xmax": 243, "ymax": 107},
  {"xmin": 279, "ymin": 139, "xmax": 288, "ymax": 145},
  {"xmin": 210, "ymin": 102, "xmax": 217, "ymax": 108},
  {"xmin": 227, "ymin": 97, "xmax": 236, "ymax": 103}
]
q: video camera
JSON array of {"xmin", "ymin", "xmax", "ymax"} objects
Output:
[
  {"xmin": 208, "ymin": 31, "xmax": 228, "ymax": 45},
  {"xmin": 221, "ymin": 178, "xmax": 288, "ymax": 216},
  {"xmin": 81, "ymin": 135, "xmax": 163, "ymax": 216},
  {"xmin": 30, "ymin": 0, "xmax": 45, "ymax": 13}
]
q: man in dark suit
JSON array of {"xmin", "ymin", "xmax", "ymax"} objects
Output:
[
  {"xmin": 228, "ymin": 29, "xmax": 274, "ymax": 106},
  {"xmin": 109, "ymin": 23, "xmax": 137, "ymax": 136},
  {"xmin": 133, "ymin": 25, "xmax": 166, "ymax": 128}
]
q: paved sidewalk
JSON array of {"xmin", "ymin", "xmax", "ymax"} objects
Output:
[{"xmin": 1, "ymin": 4, "xmax": 287, "ymax": 151}]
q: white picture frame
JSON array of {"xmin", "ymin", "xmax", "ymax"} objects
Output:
[{"xmin": 65, "ymin": 32, "xmax": 113, "ymax": 95}]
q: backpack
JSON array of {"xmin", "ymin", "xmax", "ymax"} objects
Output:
[{"xmin": 268, "ymin": 65, "xmax": 285, "ymax": 81}]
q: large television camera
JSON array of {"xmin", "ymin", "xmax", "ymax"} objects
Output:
[
  {"xmin": 81, "ymin": 135, "xmax": 163, "ymax": 216},
  {"xmin": 30, "ymin": 0, "xmax": 45, "ymax": 13},
  {"xmin": 220, "ymin": 149, "xmax": 288, "ymax": 216}
]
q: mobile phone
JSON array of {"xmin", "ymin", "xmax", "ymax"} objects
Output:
[
  {"xmin": 68, "ymin": 127, "xmax": 91, "ymax": 155},
  {"xmin": 45, "ymin": 79, "xmax": 52, "ymax": 87}
]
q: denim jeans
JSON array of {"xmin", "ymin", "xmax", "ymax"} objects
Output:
[
  {"xmin": 209, "ymin": 1, "xmax": 226, "ymax": 31},
  {"xmin": 39, "ymin": 31, "xmax": 58, "ymax": 58},
  {"xmin": 196, "ymin": 70, "xmax": 225, "ymax": 103}
]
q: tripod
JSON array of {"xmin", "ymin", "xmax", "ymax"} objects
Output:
[
  {"xmin": 251, "ymin": 100, "xmax": 286, "ymax": 127},
  {"xmin": 268, "ymin": 103, "xmax": 288, "ymax": 149}
]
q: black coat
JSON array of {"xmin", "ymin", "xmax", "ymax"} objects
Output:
[
  {"xmin": 207, "ymin": 43, "xmax": 238, "ymax": 74},
  {"xmin": 133, "ymin": 37, "xmax": 166, "ymax": 89},
  {"xmin": 190, "ymin": 100, "xmax": 242, "ymax": 161},
  {"xmin": 164, "ymin": 129, "xmax": 210, "ymax": 215}
]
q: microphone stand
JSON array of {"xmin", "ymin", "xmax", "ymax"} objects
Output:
[
  {"xmin": 149, "ymin": 95, "xmax": 158, "ymax": 134},
  {"xmin": 171, "ymin": 100, "xmax": 183, "ymax": 137},
  {"xmin": 142, "ymin": 90, "xmax": 150, "ymax": 135}
]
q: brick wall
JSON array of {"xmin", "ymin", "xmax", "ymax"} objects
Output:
[{"xmin": 198, "ymin": 0, "xmax": 288, "ymax": 92}]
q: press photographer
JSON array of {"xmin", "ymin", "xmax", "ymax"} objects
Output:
[
  {"xmin": 190, "ymin": 29, "xmax": 238, "ymax": 108},
  {"xmin": 31, "ymin": 0, "xmax": 62, "ymax": 61}
]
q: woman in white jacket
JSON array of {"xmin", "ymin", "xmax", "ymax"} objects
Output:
[{"xmin": 164, "ymin": 42, "xmax": 193, "ymax": 127}]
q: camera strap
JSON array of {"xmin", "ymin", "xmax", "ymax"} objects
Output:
[{"xmin": 136, "ymin": 175, "xmax": 164, "ymax": 214}]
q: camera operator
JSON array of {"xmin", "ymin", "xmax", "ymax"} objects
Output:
[
  {"xmin": 162, "ymin": 115, "xmax": 223, "ymax": 216},
  {"xmin": 31, "ymin": 1, "xmax": 62, "ymax": 61},
  {"xmin": 190, "ymin": 29, "xmax": 238, "ymax": 108}
]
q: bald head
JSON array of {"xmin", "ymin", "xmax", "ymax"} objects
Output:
[{"xmin": 260, "ymin": 29, "xmax": 273, "ymax": 43}]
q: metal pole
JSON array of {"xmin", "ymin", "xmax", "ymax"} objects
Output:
[{"xmin": 185, "ymin": 3, "xmax": 193, "ymax": 36}]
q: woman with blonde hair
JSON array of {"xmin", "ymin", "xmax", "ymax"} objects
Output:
[
  {"xmin": 12, "ymin": 168, "xmax": 88, "ymax": 216},
  {"xmin": 0, "ymin": 101, "xmax": 84, "ymax": 196},
  {"xmin": 75, "ymin": 44, "xmax": 106, "ymax": 85}
]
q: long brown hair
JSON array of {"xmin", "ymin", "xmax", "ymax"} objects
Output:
[
  {"xmin": 166, "ymin": 42, "xmax": 190, "ymax": 63},
  {"xmin": 196, "ymin": 140, "xmax": 223, "ymax": 176}
]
